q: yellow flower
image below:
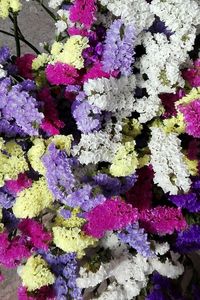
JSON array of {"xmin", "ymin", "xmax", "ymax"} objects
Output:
[
  {"xmin": 53, "ymin": 36, "xmax": 89, "ymax": 69},
  {"xmin": 55, "ymin": 208, "xmax": 85, "ymax": 228},
  {"xmin": 18, "ymin": 256, "xmax": 55, "ymax": 291},
  {"xmin": 183, "ymin": 156, "xmax": 198, "ymax": 176},
  {"xmin": 32, "ymin": 53, "xmax": 50, "ymax": 70},
  {"xmin": 176, "ymin": 88, "xmax": 200, "ymax": 106},
  {"xmin": 122, "ymin": 118, "xmax": 143, "ymax": 142},
  {"xmin": 48, "ymin": 134, "xmax": 73, "ymax": 154},
  {"xmin": 53, "ymin": 226, "xmax": 97, "ymax": 258},
  {"xmin": 27, "ymin": 138, "xmax": 46, "ymax": 175},
  {"xmin": 0, "ymin": 140, "xmax": 28, "ymax": 187},
  {"xmin": 0, "ymin": 209, "xmax": 4, "ymax": 232},
  {"xmin": 13, "ymin": 177, "xmax": 54, "ymax": 218},
  {"xmin": 110, "ymin": 141, "xmax": 138, "ymax": 177},
  {"xmin": 162, "ymin": 113, "xmax": 185, "ymax": 134},
  {"xmin": 0, "ymin": 0, "xmax": 21, "ymax": 19}
]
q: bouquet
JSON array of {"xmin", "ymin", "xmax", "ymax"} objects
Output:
[{"xmin": 0, "ymin": 0, "xmax": 200, "ymax": 299}]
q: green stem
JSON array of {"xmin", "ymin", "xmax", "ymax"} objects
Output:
[
  {"xmin": 35, "ymin": 0, "xmax": 57, "ymax": 20},
  {"xmin": 0, "ymin": 30, "xmax": 40, "ymax": 54},
  {"xmin": 13, "ymin": 13, "xmax": 21, "ymax": 57}
]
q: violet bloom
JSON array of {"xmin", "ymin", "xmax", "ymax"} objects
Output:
[
  {"xmin": 172, "ymin": 224, "xmax": 200, "ymax": 253},
  {"xmin": 72, "ymin": 92, "xmax": 102, "ymax": 133},
  {"xmin": 0, "ymin": 78, "xmax": 44, "ymax": 136},
  {"xmin": 0, "ymin": 46, "xmax": 10, "ymax": 64},
  {"xmin": 118, "ymin": 223, "xmax": 153, "ymax": 257},
  {"xmin": 148, "ymin": 17, "xmax": 173, "ymax": 38},
  {"xmin": 0, "ymin": 187, "xmax": 15, "ymax": 209},
  {"xmin": 39, "ymin": 251, "xmax": 82, "ymax": 300},
  {"xmin": 169, "ymin": 177, "xmax": 200, "ymax": 212},
  {"xmin": 42, "ymin": 143, "xmax": 76, "ymax": 204},
  {"xmin": 102, "ymin": 19, "xmax": 135, "ymax": 76}
]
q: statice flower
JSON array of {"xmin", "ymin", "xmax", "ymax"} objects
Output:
[
  {"xmin": 139, "ymin": 206, "xmax": 187, "ymax": 235},
  {"xmin": 118, "ymin": 223, "xmax": 153, "ymax": 257},
  {"xmin": 18, "ymin": 219, "xmax": 52, "ymax": 251},
  {"xmin": 0, "ymin": 78, "xmax": 44, "ymax": 136},
  {"xmin": 0, "ymin": 46, "xmax": 10, "ymax": 64},
  {"xmin": 0, "ymin": 231, "xmax": 30, "ymax": 268},
  {"xmin": 0, "ymin": 119, "xmax": 25, "ymax": 137},
  {"xmin": 72, "ymin": 92, "xmax": 102, "ymax": 133},
  {"xmin": 69, "ymin": 0, "xmax": 97, "ymax": 29},
  {"xmin": 93, "ymin": 172, "xmax": 137, "ymax": 197},
  {"xmin": 83, "ymin": 198, "xmax": 138, "ymax": 238},
  {"xmin": 172, "ymin": 224, "xmax": 200, "ymax": 253},
  {"xmin": 169, "ymin": 177, "xmax": 200, "ymax": 212},
  {"xmin": 148, "ymin": 17, "xmax": 173, "ymax": 38},
  {"xmin": 5, "ymin": 173, "xmax": 32, "ymax": 195},
  {"xmin": 45, "ymin": 62, "xmax": 79, "ymax": 85},
  {"xmin": 39, "ymin": 251, "xmax": 82, "ymax": 300},
  {"xmin": 182, "ymin": 59, "xmax": 200, "ymax": 87},
  {"xmin": 15, "ymin": 54, "xmax": 36, "ymax": 80},
  {"xmin": 83, "ymin": 61, "xmax": 110, "ymax": 81},
  {"xmin": 102, "ymin": 19, "xmax": 135, "ymax": 76},
  {"xmin": 18, "ymin": 285, "xmax": 55, "ymax": 300},
  {"xmin": 0, "ymin": 187, "xmax": 15, "ymax": 209}
]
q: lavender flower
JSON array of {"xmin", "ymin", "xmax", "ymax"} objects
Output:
[
  {"xmin": 0, "ymin": 78, "xmax": 43, "ymax": 136},
  {"xmin": 42, "ymin": 143, "xmax": 76, "ymax": 203},
  {"xmin": 0, "ymin": 46, "xmax": 10, "ymax": 64},
  {"xmin": 93, "ymin": 173, "xmax": 137, "ymax": 197},
  {"xmin": 172, "ymin": 224, "xmax": 200, "ymax": 253},
  {"xmin": 169, "ymin": 177, "xmax": 200, "ymax": 212},
  {"xmin": 148, "ymin": 17, "xmax": 173, "ymax": 38},
  {"xmin": 118, "ymin": 222, "xmax": 153, "ymax": 257},
  {"xmin": 39, "ymin": 251, "xmax": 82, "ymax": 300},
  {"xmin": 72, "ymin": 92, "xmax": 102, "ymax": 133},
  {"xmin": 0, "ymin": 187, "xmax": 15, "ymax": 209},
  {"xmin": 102, "ymin": 19, "xmax": 135, "ymax": 76}
]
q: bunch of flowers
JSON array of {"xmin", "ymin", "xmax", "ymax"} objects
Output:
[{"xmin": 0, "ymin": 0, "xmax": 200, "ymax": 299}]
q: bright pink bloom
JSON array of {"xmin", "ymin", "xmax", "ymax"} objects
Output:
[
  {"xmin": 178, "ymin": 99, "xmax": 200, "ymax": 138},
  {"xmin": 0, "ymin": 231, "xmax": 30, "ymax": 268},
  {"xmin": 38, "ymin": 88, "xmax": 64, "ymax": 136},
  {"xmin": 139, "ymin": 206, "xmax": 187, "ymax": 235},
  {"xmin": 83, "ymin": 62, "xmax": 111, "ymax": 81},
  {"xmin": 160, "ymin": 89, "xmax": 185, "ymax": 118},
  {"xmin": 16, "ymin": 54, "xmax": 36, "ymax": 79},
  {"xmin": 5, "ymin": 173, "xmax": 32, "ymax": 195},
  {"xmin": 69, "ymin": 0, "xmax": 97, "ymax": 29},
  {"xmin": 18, "ymin": 286, "xmax": 55, "ymax": 300},
  {"xmin": 68, "ymin": 27, "xmax": 89, "ymax": 36},
  {"xmin": 18, "ymin": 219, "xmax": 52, "ymax": 251},
  {"xmin": 45, "ymin": 63, "xmax": 79, "ymax": 85},
  {"xmin": 182, "ymin": 59, "xmax": 200, "ymax": 87},
  {"xmin": 83, "ymin": 198, "xmax": 138, "ymax": 238},
  {"xmin": 126, "ymin": 166, "xmax": 154, "ymax": 210}
]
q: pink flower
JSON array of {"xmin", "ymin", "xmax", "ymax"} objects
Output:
[
  {"xmin": 159, "ymin": 89, "xmax": 185, "ymax": 118},
  {"xmin": 83, "ymin": 198, "xmax": 138, "ymax": 238},
  {"xmin": 83, "ymin": 62, "xmax": 110, "ymax": 81},
  {"xmin": 69, "ymin": 0, "xmax": 97, "ymax": 29},
  {"xmin": 0, "ymin": 273, "xmax": 4, "ymax": 282},
  {"xmin": 126, "ymin": 166, "xmax": 154, "ymax": 210},
  {"xmin": 18, "ymin": 219, "xmax": 52, "ymax": 251},
  {"xmin": 182, "ymin": 59, "xmax": 200, "ymax": 87},
  {"xmin": 68, "ymin": 27, "xmax": 89, "ymax": 36},
  {"xmin": 5, "ymin": 173, "xmax": 32, "ymax": 195},
  {"xmin": 178, "ymin": 99, "xmax": 200, "ymax": 138},
  {"xmin": 0, "ymin": 231, "xmax": 30, "ymax": 268},
  {"xmin": 18, "ymin": 286, "xmax": 55, "ymax": 300},
  {"xmin": 38, "ymin": 87, "xmax": 64, "ymax": 136},
  {"xmin": 45, "ymin": 63, "xmax": 79, "ymax": 85},
  {"xmin": 16, "ymin": 54, "xmax": 36, "ymax": 80},
  {"xmin": 139, "ymin": 206, "xmax": 187, "ymax": 235}
]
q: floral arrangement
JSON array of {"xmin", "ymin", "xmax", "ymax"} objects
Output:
[{"xmin": 0, "ymin": 0, "xmax": 200, "ymax": 299}]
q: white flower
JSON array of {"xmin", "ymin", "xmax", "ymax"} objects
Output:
[
  {"xmin": 0, "ymin": 65, "xmax": 6, "ymax": 79},
  {"xmin": 48, "ymin": 0, "xmax": 63, "ymax": 9},
  {"xmin": 55, "ymin": 20, "xmax": 67, "ymax": 34},
  {"xmin": 148, "ymin": 127, "xmax": 191, "ymax": 194}
]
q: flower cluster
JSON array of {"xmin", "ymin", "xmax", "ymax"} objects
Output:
[{"xmin": 0, "ymin": 0, "xmax": 200, "ymax": 299}]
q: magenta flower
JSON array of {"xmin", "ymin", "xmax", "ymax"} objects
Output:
[
  {"xmin": 182, "ymin": 59, "xmax": 200, "ymax": 87},
  {"xmin": 69, "ymin": 0, "xmax": 97, "ymax": 29},
  {"xmin": 178, "ymin": 99, "xmax": 200, "ymax": 138},
  {"xmin": 139, "ymin": 206, "xmax": 187, "ymax": 235},
  {"xmin": 0, "ymin": 231, "xmax": 30, "ymax": 268},
  {"xmin": 45, "ymin": 62, "xmax": 79, "ymax": 86},
  {"xmin": 18, "ymin": 219, "xmax": 52, "ymax": 251},
  {"xmin": 16, "ymin": 54, "xmax": 36, "ymax": 80},
  {"xmin": 5, "ymin": 173, "xmax": 32, "ymax": 195},
  {"xmin": 83, "ymin": 61, "xmax": 110, "ymax": 82},
  {"xmin": 18, "ymin": 285, "xmax": 55, "ymax": 300},
  {"xmin": 83, "ymin": 198, "xmax": 138, "ymax": 238}
]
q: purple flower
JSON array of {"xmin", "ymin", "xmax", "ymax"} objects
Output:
[
  {"xmin": 72, "ymin": 92, "xmax": 102, "ymax": 133},
  {"xmin": 172, "ymin": 224, "xmax": 200, "ymax": 253},
  {"xmin": 0, "ymin": 187, "xmax": 15, "ymax": 209},
  {"xmin": 118, "ymin": 222, "xmax": 153, "ymax": 257},
  {"xmin": 169, "ymin": 177, "xmax": 200, "ymax": 212},
  {"xmin": 0, "ymin": 46, "xmax": 10, "ymax": 64},
  {"xmin": 148, "ymin": 17, "xmax": 173, "ymax": 38},
  {"xmin": 102, "ymin": 19, "xmax": 135, "ymax": 76}
]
